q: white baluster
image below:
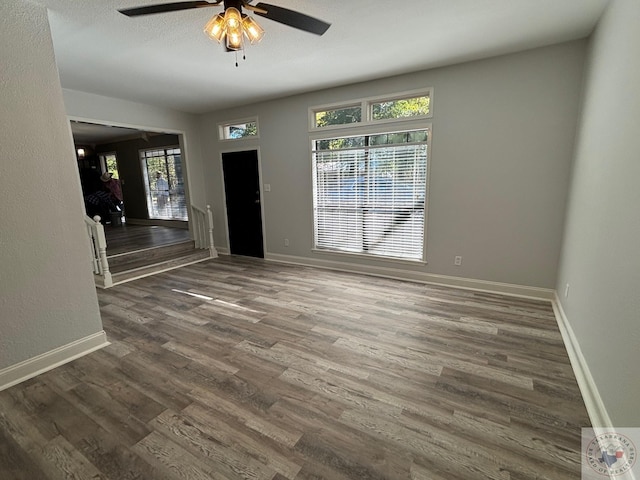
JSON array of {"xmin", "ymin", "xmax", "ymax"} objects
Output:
[
  {"xmin": 206, "ymin": 204, "xmax": 218, "ymax": 258},
  {"xmin": 86, "ymin": 221, "xmax": 100, "ymax": 273},
  {"xmin": 190, "ymin": 206, "xmax": 198, "ymax": 248},
  {"xmin": 93, "ymin": 216, "xmax": 113, "ymax": 287},
  {"xmin": 197, "ymin": 208, "xmax": 204, "ymax": 249}
]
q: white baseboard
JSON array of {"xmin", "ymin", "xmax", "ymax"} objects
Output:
[
  {"xmin": 552, "ymin": 295, "xmax": 612, "ymax": 429},
  {"xmin": 0, "ymin": 331, "xmax": 110, "ymax": 392},
  {"xmin": 263, "ymin": 253, "xmax": 554, "ymax": 300}
]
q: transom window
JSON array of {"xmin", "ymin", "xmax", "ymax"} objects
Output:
[
  {"xmin": 311, "ymin": 89, "xmax": 432, "ymax": 129},
  {"xmin": 312, "ymin": 127, "xmax": 430, "ymax": 261},
  {"xmin": 314, "ymin": 105, "xmax": 362, "ymax": 128},
  {"xmin": 219, "ymin": 117, "xmax": 259, "ymax": 140},
  {"xmin": 371, "ymin": 94, "xmax": 430, "ymax": 120}
]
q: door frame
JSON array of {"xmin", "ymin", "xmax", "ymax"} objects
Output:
[
  {"xmin": 219, "ymin": 147, "xmax": 267, "ymax": 257},
  {"xmin": 68, "ymin": 115, "xmax": 195, "ymax": 230}
]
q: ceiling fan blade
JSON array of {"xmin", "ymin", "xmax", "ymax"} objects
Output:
[
  {"xmin": 119, "ymin": 1, "xmax": 221, "ymax": 17},
  {"xmin": 253, "ymin": 2, "xmax": 330, "ymax": 35}
]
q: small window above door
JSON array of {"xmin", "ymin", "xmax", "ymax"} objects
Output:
[{"xmin": 219, "ymin": 117, "xmax": 259, "ymax": 140}]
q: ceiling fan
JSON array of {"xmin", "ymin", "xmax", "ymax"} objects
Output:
[{"xmin": 119, "ymin": 0, "xmax": 331, "ymax": 54}]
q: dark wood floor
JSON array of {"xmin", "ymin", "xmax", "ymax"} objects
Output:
[
  {"xmin": 0, "ymin": 257, "xmax": 591, "ymax": 479},
  {"xmin": 104, "ymin": 224, "xmax": 191, "ymax": 256}
]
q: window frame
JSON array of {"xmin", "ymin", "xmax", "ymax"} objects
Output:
[
  {"xmin": 311, "ymin": 103, "xmax": 363, "ymax": 130},
  {"xmin": 218, "ymin": 116, "xmax": 260, "ymax": 141},
  {"xmin": 368, "ymin": 90, "xmax": 433, "ymax": 123},
  {"xmin": 309, "ymin": 88, "xmax": 433, "ymax": 131},
  {"xmin": 99, "ymin": 152, "xmax": 119, "ymax": 179},
  {"xmin": 310, "ymin": 119, "xmax": 432, "ymax": 264},
  {"xmin": 139, "ymin": 145, "xmax": 187, "ymax": 220}
]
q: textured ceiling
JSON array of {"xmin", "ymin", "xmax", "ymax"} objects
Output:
[{"xmin": 34, "ymin": 0, "xmax": 609, "ymax": 114}]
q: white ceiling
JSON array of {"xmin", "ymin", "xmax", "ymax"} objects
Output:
[{"xmin": 35, "ymin": 0, "xmax": 609, "ymax": 115}]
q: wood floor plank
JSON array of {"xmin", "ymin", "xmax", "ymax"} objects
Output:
[
  {"xmin": 133, "ymin": 431, "xmax": 222, "ymax": 480},
  {"xmin": 0, "ymin": 423, "xmax": 50, "ymax": 480},
  {"xmin": 41, "ymin": 435, "xmax": 108, "ymax": 480},
  {"xmin": 150, "ymin": 409, "xmax": 279, "ymax": 480},
  {"xmin": 182, "ymin": 403, "xmax": 304, "ymax": 479},
  {"xmin": 188, "ymin": 386, "xmax": 303, "ymax": 448},
  {"xmin": 0, "ymin": 256, "xmax": 591, "ymax": 479}
]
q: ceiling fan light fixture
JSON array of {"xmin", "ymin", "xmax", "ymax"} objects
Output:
[
  {"xmin": 203, "ymin": 13, "xmax": 226, "ymax": 42},
  {"xmin": 224, "ymin": 7, "xmax": 242, "ymax": 29},
  {"xmin": 226, "ymin": 29, "xmax": 243, "ymax": 50},
  {"xmin": 224, "ymin": 7, "xmax": 244, "ymax": 50},
  {"xmin": 203, "ymin": 7, "xmax": 264, "ymax": 50},
  {"xmin": 242, "ymin": 15, "xmax": 265, "ymax": 44}
]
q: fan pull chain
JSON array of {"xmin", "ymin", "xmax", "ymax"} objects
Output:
[{"xmin": 233, "ymin": 44, "xmax": 247, "ymax": 68}]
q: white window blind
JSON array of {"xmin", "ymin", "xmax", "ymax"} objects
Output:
[{"xmin": 312, "ymin": 129, "xmax": 428, "ymax": 261}]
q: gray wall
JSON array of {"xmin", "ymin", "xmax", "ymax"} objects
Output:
[
  {"xmin": 200, "ymin": 41, "xmax": 586, "ymax": 289},
  {"xmin": 556, "ymin": 0, "xmax": 640, "ymax": 427},
  {"xmin": 96, "ymin": 134, "xmax": 180, "ymax": 220},
  {"xmin": 0, "ymin": 1, "xmax": 103, "ymax": 368}
]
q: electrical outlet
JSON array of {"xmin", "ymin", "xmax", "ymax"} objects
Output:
[
  {"xmin": 454, "ymin": 256, "xmax": 462, "ymax": 266},
  {"xmin": 564, "ymin": 283, "xmax": 570, "ymax": 298},
  {"xmin": 284, "ymin": 238, "xmax": 289, "ymax": 247}
]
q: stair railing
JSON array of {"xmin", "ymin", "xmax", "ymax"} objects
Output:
[
  {"xmin": 191, "ymin": 204, "xmax": 218, "ymax": 258},
  {"xmin": 84, "ymin": 215, "xmax": 113, "ymax": 288}
]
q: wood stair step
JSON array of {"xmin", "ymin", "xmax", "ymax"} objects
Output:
[
  {"xmin": 108, "ymin": 240, "xmax": 197, "ymax": 272},
  {"xmin": 110, "ymin": 249, "xmax": 211, "ymax": 285}
]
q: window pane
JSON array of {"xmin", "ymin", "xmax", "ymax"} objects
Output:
[
  {"xmin": 371, "ymin": 95, "xmax": 430, "ymax": 120},
  {"xmin": 101, "ymin": 154, "xmax": 120, "ymax": 179},
  {"xmin": 141, "ymin": 147, "xmax": 187, "ymax": 221},
  {"xmin": 231, "ymin": 122, "xmax": 257, "ymax": 138},
  {"xmin": 316, "ymin": 135, "xmax": 365, "ymax": 151},
  {"xmin": 315, "ymin": 106, "xmax": 362, "ymax": 128},
  {"xmin": 369, "ymin": 130, "xmax": 429, "ymax": 145},
  {"xmin": 313, "ymin": 129, "xmax": 428, "ymax": 261},
  {"xmin": 221, "ymin": 120, "xmax": 258, "ymax": 140}
]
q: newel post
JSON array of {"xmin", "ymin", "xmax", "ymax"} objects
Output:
[{"xmin": 206, "ymin": 205, "xmax": 218, "ymax": 258}]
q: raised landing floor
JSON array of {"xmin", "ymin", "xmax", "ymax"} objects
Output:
[
  {"xmin": 103, "ymin": 223, "xmax": 191, "ymax": 256},
  {"xmin": 101, "ymin": 223, "xmax": 207, "ymax": 286}
]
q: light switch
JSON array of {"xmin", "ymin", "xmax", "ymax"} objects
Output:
[{"xmin": 264, "ymin": 183, "xmax": 271, "ymax": 192}]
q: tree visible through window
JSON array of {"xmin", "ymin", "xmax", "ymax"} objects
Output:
[
  {"xmin": 315, "ymin": 106, "xmax": 362, "ymax": 128},
  {"xmin": 312, "ymin": 90, "xmax": 432, "ymax": 129},
  {"xmin": 371, "ymin": 95, "xmax": 430, "ymax": 120},
  {"xmin": 220, "ymin": 119, "xmax": 258, "ymax": 140},
  {"xmin": 100, "ymin": 153, "xmax": 120, "ymax": 179}
]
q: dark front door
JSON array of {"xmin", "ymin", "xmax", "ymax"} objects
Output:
[{"xmin": 222, "ymin": 150, "xmax": 264, "ymax": 258}]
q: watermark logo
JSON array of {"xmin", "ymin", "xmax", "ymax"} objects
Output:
[{"xmin": 583, "ymin": 428, "xmax": 638, "ymax": 479}]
